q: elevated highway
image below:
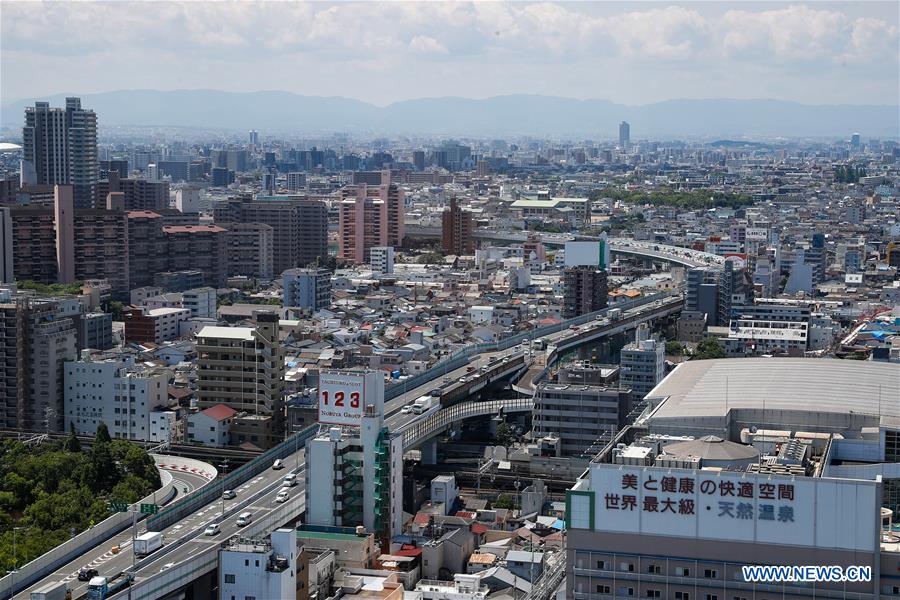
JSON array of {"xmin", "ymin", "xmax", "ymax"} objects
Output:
[
  {"xmin": 19, "ymin": 290, "xmax": 684, "ymax": 599},
  {"xmin": 404, "ymin": 224, "xmax": 725, "ymax": 268}
]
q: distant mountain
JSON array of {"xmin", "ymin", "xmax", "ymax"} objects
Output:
[{"xmin": 2, "ymin": 90, "xmax": 897, "ymax": 137}]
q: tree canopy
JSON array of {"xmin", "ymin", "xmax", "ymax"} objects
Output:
[
  {"xmin": 0, "ymin": 424, "xmax": 161, "ymax": 576},
  {"xmin": 692, "ymin": 337, "xmax": 727, "ymax": 360},
  {"xmin": 592, "ymin": 188, "xmax": 754, "ymax": 211}
]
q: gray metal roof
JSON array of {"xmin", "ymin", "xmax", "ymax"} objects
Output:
[{"xmin": 648, "ymin": 358, "xmax": 899, "ymax": 421}]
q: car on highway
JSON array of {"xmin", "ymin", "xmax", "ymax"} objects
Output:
[
  {"xmin": 276, "ymin": 488, "xmax": 291, "ymax": 503},
  {"xmin": 428, "ymin": 388, "xmax": 442, "ymax": 396},
  {"xmin": 159, "ymin": 562, "xmax": 175, "ymax": 572},
  {"xmin": 282, "ymin": 473, "xmax": 298, "ymax": 487},
  {"xmin": 204, "ymin": 523, "xmax": 220, "ymax": 536},
  {"xmin": 78, "ymin": 567, "xmax": 99, "ymax": 581},
  {"xmin": 222, "ymin": 489, "xmax": 236, "ymax": 500},
  {"xmin": 401, "ymin": 405, "xmax": 413, "ymax": 414},
  {"xmin": 236, "ymin": 512, "xmax": 253, "ymax": 527},
  {"xmin": 272, "ymin": 459, "xmax": 284, "ymax": 470}
]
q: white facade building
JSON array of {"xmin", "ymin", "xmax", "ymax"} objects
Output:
[
  {"xmin": 182, "ymin": 287, "xmax": 216, "ymax": 318},
  {"xmin": 175, "ymin": 186, "xmax": 202, "ymax": 213},
  {"xmin": 219, "ymin": 529, "xmax": 296, "ymax": 600},
  {"xmin": 370, "ymin": 246, "xmax": 395, "ymax": 274},
  {"xmin": 64, "ymin": 356, "xmax": 173, "ymax": 442},
  {"xmin": 619, "ymin": 324, "xmax": 665, "ymax": 400}
]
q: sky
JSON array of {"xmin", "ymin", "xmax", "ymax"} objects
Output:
[{"xmin": 2, "ymin": 1, "xmax": 898, "ymax": 107}]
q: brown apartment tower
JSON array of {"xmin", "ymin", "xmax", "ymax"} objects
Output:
[
  {"xmin": 441, "ymin": 197, "xmax": 474, "ymax": 255},
  {"xmin": 338, "ymin": 170, "xmax": 404, "ymax": 264}
]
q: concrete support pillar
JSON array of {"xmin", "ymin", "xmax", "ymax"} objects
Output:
[{"xmin": 421, "ymin": 438, "xmax": 438, "ymax": 465}]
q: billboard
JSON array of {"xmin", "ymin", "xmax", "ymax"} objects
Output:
[
  {"xmin": 574, "ymin": 464, "xmax": 878, "ymax": 552},
  {"xmin": 318, "ymin": 370, "xmax": 384, "ymax": 426},
  {"xmin": 745, "ymin": 228, "xmax": 769, "ymax": 242},
  {"xmin": 565, "ymin": 240, "xmax": 609, "ymax": 270}
]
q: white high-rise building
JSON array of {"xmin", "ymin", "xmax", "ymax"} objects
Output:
[
  {"xmin": 219, "ymin": 529, "xmax": 295, "ymax": 600},
  {"xmin": 64, "ymin": 355, "xmax": 174, "ymax": 442},
  {"xmin": 175, "ymin": 186, "xmax": 202, "ymax": 213},
  {"xmin": 619, "ymin": 324, "xmax": 665, "ymax": 400},
  {"xmin": 370, "ymin": 246, "xmax": 395, "ymax": 274},
  {"xmin": 305, "ymin": 371, "xmax": 403, "ymax": 543}
]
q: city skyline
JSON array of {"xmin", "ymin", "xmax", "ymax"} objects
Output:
[{"xmin": 2, "ymin": 1, "xmax": 898, "ymax": 107}]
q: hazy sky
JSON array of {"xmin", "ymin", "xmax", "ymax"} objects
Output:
[{"xmin": 2, "ymin": 1, "xmax": 898, "ymax": 106}]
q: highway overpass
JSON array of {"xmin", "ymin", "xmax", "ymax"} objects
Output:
[
  {"xmin": 17, "ymin": 290, "xmax": 683, "ymax": 600},
  {"xmin": 404, "ymin": 224, "xmax": 725, "ymax": 269}
]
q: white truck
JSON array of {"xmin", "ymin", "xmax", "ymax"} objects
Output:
[
  {"xmin": 411, "ymin": 395, "xmax": 434, "ymax": 414},
  {"xmin": 608, "ymin": 308, "xmax": 622, "ymax": 321},
  {"xmin": 30, "ymin": 581, "xmax": 69, "ymax": 600},
  {"xmin": 133, "ymin": 531, "xmax": 163, "ymax": 557}
]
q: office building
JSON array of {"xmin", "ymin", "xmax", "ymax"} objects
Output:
[
  {"xmin": 0, "ymin": 296, "xmax": 78, "ymax": 431},
  {"xmin": 64, "ymin": 355, "xmax": 173, "ymax": 442},
  {"xmin": 76, "ymin": 312, "xmax": 114, "ymax": 351},
  {"xmin": 0, "ymin": 207, "xmax": 13, "ymax": 283},
  {"xmin": 566, "ymin": 359, "xmax": 900, "ymax": 600},
  {"xmin": 213, "ymin": 195, "xmax": 328, "ymax": 274},
  {"xmin": 157, "ymin": 160, "xmax": 188, "ymax": 182},
  {"xmin": 100, "ymin": 159, "xmax": 128, "ymax": 179},
  {"xmin": 717, "ymin": 260, "xmax": 754, "ymax": 327},
  {"xmin": 174, "ymin": 186, "xmax": 201, "ymax": 213},
  {"xmin": 211, "ymin": 166, "xmax": 234, "ymax": 187},
  {"xmin": 22, "ymin": 98, "xmax": 99, "ymax": 209},
  {"xmin": 286, "ymin": 172, "xmax": 307, "ymax": 191},
  {"xmin": 283, "ymin": 268, "xmax": 332, "ymax": 311},
  {"xmin": 218, "ymin": 529, "xmax": 297, "ymax": 600},
  {"xmin": 412, "ymin": 150, "xmax": 426, "ymax": 171},
  {"xmin": 222, "ymin": 222, "xmax": 274, "ymax": 280},
  {"xmin": 618, "ymin": 121, "xmax": 630, "ymax": 149},
  {"xmin": 196, "ymin": 314, "xmax": 286, "ymax": 447},
  {"xmin": 124, "ymin": 306, "xmax": 191, "ymax": 344},
  {"xmin": 619, "ymin": 324, "xmax": 665, "ymax": 401},
  {"xmin": 533, "ymin": 382, "xmax": 631, "ymax": 456},
  {"xmin": 305, "ymin": 371, "xmax": 403, "ymax": 543},
  {"xmin": 370, "ymin": 246, "xmax": 395, "ymax": 274},
  {"xmin": 562, "ymin": 266, "xmax": 608, "ymax": 318},
  {"xmin": 182, "ymin": 287, "xmax": 217, "ymax": 319},
  {"xmin": 441, "ymin": 197, "xmax": 474, "ymax": 256},
  {"xmin": 338, "ymin": 171, "xmax": 405, "ymax": 263},
  {"xmin": 685, "ymin": 267, "xmax": 719, "ymax": 326},
  {"xmin": 153, "ymin": 270, "xmax": 205, "ymax": 293}
]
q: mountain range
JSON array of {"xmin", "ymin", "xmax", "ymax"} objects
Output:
[{"xmin": 2, "ymin": 90, "xmax": 897, "ymax": 138}]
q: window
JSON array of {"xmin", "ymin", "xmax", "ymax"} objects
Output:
[
  {"xmin": 224, "ymin": 574, "xmax": 235, "ymax": 583},
  {"xmin": 704, "ymin": 569, "xmax": 718, "ymax": 579},
  {"xmin": 706, "ymin": 595, "xmax": 718, "ymax": 600},
  {"xmin": 596, "ymin": 560, "xmax": 609, "ymax": 570},
  {"xmin": 595, "ymin": 585, "xmax": 610, "ymax": 594},
  {"xmin": 647, "ymin": 564, "xmax": 661, "ymax": 574},
  {"xmin": 675, "ymin": 593, "xmax": 689, "ymax": 600},
  {"xmin": 255, "ymin": 560, "xmax": 259, "ymax": 567},
  {"xmin": 245, "ymin": 597, "xmax": 256, "ymax": 600},
  {"xmin": 620, "ymin": 562, "xmax": 634, "ymax": 572},
  {"xmin": 675, "ymin": 567, "xmax": 690, "ymax": 577},
  {"xmin": 646, "ymin": 591, "xmax": 661, "ymax": 598},
  {"xmin": 244, "ymin": 559, "xmax": 249, "ymax": 566},
  {"xmin": 733, "ymin": 596, "xmax": 748, "ymax": 600},
  {"xmin": 616, "ymin": 588, "xmax": 634, "ymax": 597}
]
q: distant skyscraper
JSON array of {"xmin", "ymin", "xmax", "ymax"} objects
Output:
[
  {"xmin": 618, "ymin": 121, "xmax": 630, "ymax": 149},
  {"xmin": 249, "ymin": 130, "xmax": 259, "ymax": 147},
  {"xmin": 412, "ymin": 150, "xmax": 426, "ymax": 171},
  {"xmin": 22, "ymin": 98, "xmax": 99, "ymax": 208},
  {"xmin": 850, "ymin": 132, "xmax": 861, "ymax": 150}
]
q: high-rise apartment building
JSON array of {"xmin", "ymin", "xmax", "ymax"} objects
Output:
[
  {"xmin": 717, "ymin": 260, "xmax": 754, "ymax": 326},
  {"xmin": 282, "ymin": 268, "xmax": 332, "ymax": 311},
  {"xmin": 619, "ymin": 324, "xmax": 665, "ymax": 401},
  {"xmin": 96, "ymin": 172, "xmax": 169, "ymax": 211},
  {"xmin": 213, "ymin": 195, "xmax": 328, "ymax": 274},
  {"xmin": 72, "ymin": 206, "xmax": 129, "ymax": 297},
  {"xmin": 369, "ymin": 246, "xmax": 394, "ymax": 274},
  {"xmin": 221, "ymin": 222, "xmax": 274, "ymax": 280},
  {"xmin": 685, "ymin": 267, "xmax": 720, "ymax": 325},
  {"xmin": 0, "ymin": 207, "xmax": 12, "ymax": 284},
  {"xmin": 162, "ymin": 225, "xmax": 228, "ymax": 288},
  {"xmin": 22, "ymin": 98, "xmax": 99, "ymax": 209},
  {"xmin": 441, "ymin": 197, "xmax": 474, "ymax": 255},
  {"xmin": 196, "ymin": 314, "xmax": 286, "ymax": 447},
  {"xmin": 562, "ymin": 267, "xmax": 608, "ymax": 319},
  {"xmin": 0, "ymin": 295, "xmax": 78, "ymax": 431},
  {"xmin": 338, "ymin": 170, "xmax": 404, "ymax": 264},
  {"xmin": 618, "ymin": 121, "xmax": 630, "ymax": 149}
]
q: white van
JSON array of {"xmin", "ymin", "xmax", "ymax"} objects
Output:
[
  {"xmin": 272, "ymin": 459, "xmax": 284, "ymax": 470},
  {"xmin": 276, "ymin": 488, "xmax": 290, "ymax": 503},
  {"xmin": 282, "ymin": 473, "xmax": 298, "ymax": 487},
  {"xmin": 236, "ymin": 512, "xmax": 252, "ymax": 527}
]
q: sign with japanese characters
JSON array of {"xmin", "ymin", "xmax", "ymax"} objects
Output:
[{"xmin": 586, "ymin": 465, "xmax": 877, "ymax": 551}]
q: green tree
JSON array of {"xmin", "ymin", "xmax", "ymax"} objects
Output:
[
  {"xmin": 492, "ymin": 494, "xmax": 517, "ymax": 510},
  {"xmin": 665, "ymin": 340, "xmax": 684, "ymax": 356},
  {"xmin": 495, "ymin": 422, "xmax": 516, "ymax": 450},
  {"xmin": 95, "ymin": 421, "xmax": 112, "ymax": 445},
  {"xmin": 64, "ymin": 423, "xmax": 82, "ymax": 453},
  {"xmin": 692, "ymin": 337, "xmax": 727, "ymax": 360}
]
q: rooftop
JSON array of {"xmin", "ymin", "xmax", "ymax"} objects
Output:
[{"xmin": 197, "ymin": 325, "xmax": 255, "ymax": 340}]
